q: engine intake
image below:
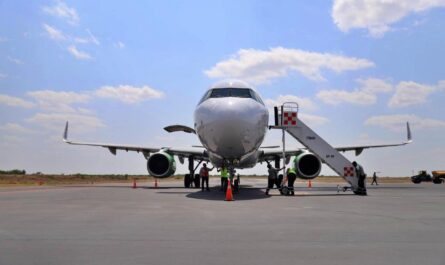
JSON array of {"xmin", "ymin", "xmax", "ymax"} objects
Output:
[
  {"xmin": 147, "ymin": 152, "xmax": 176, "ymax": 178},
  {"xmin": 294, "ymin": 152, "xmax": 321, "ymax": 180}
]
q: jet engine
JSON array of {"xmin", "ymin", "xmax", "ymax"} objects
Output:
[
  {"xmin": 294, "ymin": 152, "xmax": 322, "ymax": 180},
  {"xmin": 147, "ymin": 152, "xmax": 176, "ymax": 178}
]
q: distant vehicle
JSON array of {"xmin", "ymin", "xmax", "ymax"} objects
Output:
[{"xmin": 411, "ymin": 170, "xmax": 445, "ymax": 184}]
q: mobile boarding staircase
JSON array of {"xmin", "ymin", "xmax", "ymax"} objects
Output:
[{"xmin": 269, "ymin": 102, "xmax": 360, "ymax": 194}]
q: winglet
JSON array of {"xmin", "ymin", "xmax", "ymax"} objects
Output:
[
  {"xmin": 63, "ymin": 121, "xmax": 69, "ymax": 142},
  {"xmin": 406, "ymin": 121, "xmax": 412, "ymax": 143}
]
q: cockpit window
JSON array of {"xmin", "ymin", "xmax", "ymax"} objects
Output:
[
  {"xmin": 198, "ymin": 88, "xmax": 265, "ymax": 105},
  {"xmin": 210, "ymin": 88, "xmax": 252, "ymax": 98}
]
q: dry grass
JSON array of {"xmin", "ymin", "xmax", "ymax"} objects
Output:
[{"xmin": 0, "ymin": 173, "xmax": 413, "ymax": 187}]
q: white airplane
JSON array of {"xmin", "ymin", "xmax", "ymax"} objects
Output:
[{"xmin": 63, "ymin": 80, "xmax": 412, "ymax": 190}]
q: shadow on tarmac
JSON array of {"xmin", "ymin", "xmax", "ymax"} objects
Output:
[{"xmin": 186, "ymin": 185, "xmax": 270, "ymax": 201}]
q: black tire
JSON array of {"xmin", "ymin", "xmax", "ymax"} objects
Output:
[
  {"xmin": 194, "ymin": 174, "xmax": 200, "ymax": 188},
  {"xmin": 184, "ymin": 174, "xmax": 191, "ymax": 188},
  {"xmin": 281, "ymin": 186, "xmax": 289, "ymax": 196},
  {"xmin": 433, "ymin": 178, "xmax": 442, "ymax": 184},
  {"xmin": 412, "ymin": 179, "xmax": 421, "ymax": 184}
]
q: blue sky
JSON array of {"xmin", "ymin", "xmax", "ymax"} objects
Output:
[{"xmin": 0, "ymin": 0, "xmax": 444, "ymax": 176}]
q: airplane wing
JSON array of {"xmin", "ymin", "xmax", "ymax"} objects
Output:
[
  {"xmin": 334, "ymin": 122, "xmax": 412, "ymax": 156},
  {"xmin": 63, "ymin": 122, "xmax": 208, "ymax": 161},
  {"xmin": 259, "ymin": 122, "xmax": 412, "ymax": 160}
]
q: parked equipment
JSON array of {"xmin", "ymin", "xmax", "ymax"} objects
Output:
[{"xmin": 411, "ymin": 170, "xmax": 445, "ymax": 184}]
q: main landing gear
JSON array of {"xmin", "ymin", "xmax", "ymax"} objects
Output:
[{"xmin": 184, "ymin": 156, "xmax": 202, "ymax": 188}]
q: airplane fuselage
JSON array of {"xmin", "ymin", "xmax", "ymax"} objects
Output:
[{"xmin": 194, "ymin": 80, "xmax": 269, "ymax": 168}]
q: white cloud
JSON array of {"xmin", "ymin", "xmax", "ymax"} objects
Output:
[
  {"xmin": 114, "ymin": 41, "xmax": 125, "ymax": 49},
  {"xmin": 27, "ymin": 90, "xmax": 91, "ymax": 113},
  {"xmin": 0, "ymin": 37, "xmax": 8, "ymax": 42},
  {"xmin": 299, "ymin": 113, "xmax": 329, "ymax": 127},
  {"xmin": 265, "ymin": 95, "xmax": 317, "ymax": 112},
  {"xmin": 67, "ymin": 45, "xmax": 92, "ymax": 60},
  {"xmin": 316, "ymin": 77, "xmax": 393, "ymax": 105},
  {"xmin": 317, "ymin": 90, "xmax": 377, "ymax": 105},
  {"xmin": 332, "ymin": 0, "xmax": 445, "ymax": 37},
  {"xmin": 7, "ymin": 56, "xmax": 23, "ymax": 65},
  {"xmin": 43, "ymin": 1, "xmax": 79, "ymax": 25},
  {"xmin": 27, "ymin": 113, "xmax": 104, "ymax": 132},
  {"xmin": 0, "ymin": 94, "xmax": 35, "ymax": 108},
  {"xmin": 204, "ymin": 47, "xmax": 374, "ymax": 84},
  {"xmin": 388, "ymin": 81, "xmax": 437, "ymax": 108},
  {"xmin": 358, "ymin": 77, "xmax": 393, "ymax": 93},
  {"xmin": 365, "ymin": 114, "xmax": 445, "ymax": 131},
  {"xmin": 43, "ymin": 23, "xmax": 67, "ymax": 41},
  {"xmin": 95, "ymin": 85, "xmax": 165, "ymax": 104},
  {"xmin": 0, "ymin": 123, "xmax": 33, "ymax": 134},
  {"xmin": 0, "ymin": 73, "xmax": 7, "ymax": 79}
]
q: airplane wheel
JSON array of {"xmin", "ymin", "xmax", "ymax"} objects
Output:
[
  {"xmin": 281, "ymin": 186, "xmax": 289, "ymax": 196},
  {"xmin": 194, "ymin": 174, "xmax": 200, "ymax": 188},
  {"xmin": 184, "ymin": 174, "xmax": 191, "ymax": 188}
]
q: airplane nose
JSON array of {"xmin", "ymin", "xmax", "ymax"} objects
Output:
[{"xmin": 194, "ymin": 98, "xmax": 268, "ymax": 159}]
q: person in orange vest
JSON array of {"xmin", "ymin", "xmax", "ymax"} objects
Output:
[{"xmin": 199, "ymin": 163, "xmax": 214, "ymax": 191}]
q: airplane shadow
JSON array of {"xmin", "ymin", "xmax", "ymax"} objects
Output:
[{"xmin": 186, "ymin": 185, "xmax": 270, "ymax": 201}]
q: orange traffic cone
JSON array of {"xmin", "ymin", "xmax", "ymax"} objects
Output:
[
  {"xmin": 132, "ymin": 178, "xmax": 137, "ymax": 189},
  {"xmin": 225, "ymin": 181, "xmax": 233, "ymax": 201},
  {"xmin": 154, "ymin": 178, "xmax": 158, "ymax": 188},
  {"xmin": 308, "ymin": 180, "xmax": 312, "ymax": 188}
]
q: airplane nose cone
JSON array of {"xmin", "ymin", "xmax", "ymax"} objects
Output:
[{"xmin": 194, "ymin": 98, "xmax": 268, "ymax": 159}]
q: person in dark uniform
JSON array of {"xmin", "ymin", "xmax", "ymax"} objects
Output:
[
  {"xmin": 371, "ymin": 172, "xmax": 378, "ymax": 185},
  {"xmin": 286, "ymin": 167, "xmax": 297, "ymax": 196},
  {"xmin": 352, "ymin": 161, "xmax": 367, "ymax": 195}
]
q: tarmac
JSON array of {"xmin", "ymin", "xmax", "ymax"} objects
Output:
[{"xmin": 0, "ymin": 178, "xmax": 444, "ymax": 265}]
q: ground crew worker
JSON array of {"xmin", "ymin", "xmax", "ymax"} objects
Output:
[
  {"xmin": 286, "ymin": 167, "xmax": 297, "ymax": 196},
  {"xmin": 372, "ymin": 172, "xmax": 378, "ymax": 185},
  {"xmin": 352, "ymin": 161, "xmax": 367, "ymax": 195},
  {"xmin": 199, "ymin": 163, "xmax": 214, "ymax": 192},
  {"xmin": 266, "ymin": 163, "xmax": 283, "ymax": 195},
  {"xmin": 218, "ymin": 166, "xmax": 229, "ymax": 192}
]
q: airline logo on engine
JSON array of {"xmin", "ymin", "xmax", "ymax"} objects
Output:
[{"xmin": 283, "ymin": 111, "xmax": 297, "ymax": 126}]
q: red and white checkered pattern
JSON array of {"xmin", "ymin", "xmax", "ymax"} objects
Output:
[
  {"xmin": 344, "ymin": 166, "xmax": 355, "ymax": 177},
  {"xmin": 282, "ymin": 111, "xmax": 297, "ymax": 126}
]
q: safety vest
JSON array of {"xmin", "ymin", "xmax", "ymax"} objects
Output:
[
  {"xmin": 221, "ymin": 168, "xmax": 228, "ymax": 178},
  {"xmin": 287, "ymin": 167, "xmax": 296, "ymax": 175},
  {"xmin": 287, "ymin": 157, "xmax": 297, "ymax": 175}
]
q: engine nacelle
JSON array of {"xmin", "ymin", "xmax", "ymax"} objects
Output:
[
  {"xmin": 147, "ymin": 152, "xmax": 176, "ymax": 178},
  {"xmin": 294, "ymin": 152, "xmax": 322, "ymax": 180}
]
